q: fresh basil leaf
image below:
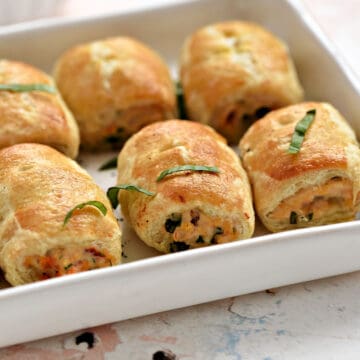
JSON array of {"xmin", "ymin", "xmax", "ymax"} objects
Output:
[
  {"xmin": 98, "ymin": 156, "xmax": 117, "ymax": 171},
  {"xmin": 157, "ymin": 165, "xmax": 219, "ymax": 182},
  {"xmin": 288, "ymin": 109, "xmax": 316, "ymax": 154},
  {"xmin": 0, "ymin": 83, "xmax": 56, "ymax": 93},
  {"xmin": 107, "ymin": 185, "xmax": 155, "ymax": 209},
  {"xmin": 63, "ymin": 200, "xmax": 107, "ymax": 226}
]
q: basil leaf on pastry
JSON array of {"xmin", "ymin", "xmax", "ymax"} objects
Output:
[
  {"xmin": 107, "ymin": 185, "xmax": 155, "ymax": 209},
  {"xmin": 0, "ymin": 83, "xmax": 56, "ymax": 93},
  {"xmin": 156, "ymin": 165, "xmax": 220, "ymax": 182},
  {"xmin": 63, "ymin": 200, "xmax": 107, "ymax": 226},
  {"xmin": 288, "ymin": 109, "xmax": 316, "ymax": 154}
]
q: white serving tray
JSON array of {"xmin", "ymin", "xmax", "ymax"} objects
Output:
[{"xmin": 0, "ymin": 0, "xmax": 360, "ymax": 348}]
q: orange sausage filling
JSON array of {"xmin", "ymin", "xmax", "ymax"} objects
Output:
[
  {"xmin": 268, "ymin": 177, "xmax": 354, "ymax": 224},
  {"xmin": 165, "ymin": 208, "xmax": 241, "ymax": 252},
  {"xmin": 24, "ymin": 245, "xmax": 114, "ymax": 280}
]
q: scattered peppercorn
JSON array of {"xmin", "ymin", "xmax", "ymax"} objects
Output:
[{"xmin": 75, "ymin": 332, "xmax": 95, "ymax": 349}]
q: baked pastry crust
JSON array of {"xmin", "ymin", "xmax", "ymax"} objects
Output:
[
  {"xmin": 180, "ymin": 21, "xmax": 304, "ymax": 143},
  {"xmin": 117, "ymin": 119, "xmax": 254, "ymax": 253},
  {"xmin": 0, "ymin": 60, "xmax": 79, "ymax": 158},
  {"xmin": 0, "ymin": 143, "xmax": 121, "ymax": 286},
  {"xmin": 54, "ymin": 37, "xmax": 177, "ymax": 150},
  {"xmin": 239, "ymin": 102, "xmax": 360, "ymax": 232}
]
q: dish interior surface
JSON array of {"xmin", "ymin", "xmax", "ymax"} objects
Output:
[{"xmin": 0, "ymin": 0, "xmax": 359, "ymax": 347}]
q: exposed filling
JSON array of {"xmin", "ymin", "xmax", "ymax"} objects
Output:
[
  {"xmin": 213, "ymin": 104, "xmax": 271, "ymax": 143},
  {"xmin": 23, "ymin": 245, "xmax": 114, "ymax": 281},
  {"xmin": 103, "ymin": 105, "xmax": 170, "ymax": 149},
  {"xmin": 268, "ymin": 177, "xmax": 354, "ymax": 226},
  {"xmin": 164, "ymin": 209, "xmax": 240, "ymax": 252}
]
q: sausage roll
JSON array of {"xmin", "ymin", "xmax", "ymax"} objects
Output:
[
  {"xmin": 54, "ymin": 37, "xmax": 177, "ymax": 150},
  {"xmin": 0, "ymin": 143, "xmax": 121, "ymax": 286},
  {"xmin": 0, "ymin": 59, "xmax": 79, "ymax": 158},
  {"xmin": 116, "ymin": 119, "xmax": 254, "ymax": 253},
  {"xmin": 239, "ymin": 102, "xmax": 360, "ymax": 232},
  {"xmin": 180, "ymin": 21, "xmax": 304, "ymax": 143}
]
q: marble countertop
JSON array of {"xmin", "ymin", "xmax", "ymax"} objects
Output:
[{"xmin": 1, "ymin": 1, "xmax": 360, "ymax": 359}]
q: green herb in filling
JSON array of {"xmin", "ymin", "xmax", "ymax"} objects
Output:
[
  {"xmin": 104, "ymin": 128, "xmax": 125, "ymax": 145},
  {"xmin": 64, "ymin": 263, "xmax": 73, "ymax": 270},
  {"xmin": 196, "ymin": 236, "xmax": 205, "ymax": 244},
  {"xmin": 307, "ymin": 212, "xmax": 314, "ymax": 221},
  {"xmin": 241, "ymin": 106, "xmax": 271, "ymax": 124},
  {"xmin": 289, "ymin": 211, "xmax": 298, "ymax": 225},
  {"xmin": 105, "ymin": 135, "xmax": 123, "ymax": 144},
  {"xmin": 210, "ymin": 227, "xmax": 224, "ymax": 244},
  {"xmin": 169, "ymin": 241, "xmax": 190, "ymax": 253},
  {"xmin": 165, "ymin": 213, "xmax": 182, "ymax": 233}
]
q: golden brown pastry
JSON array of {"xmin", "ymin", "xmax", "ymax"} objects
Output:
[
  {"xmin": 239, "ymin": 102, "xmax": 360, "ymax": 232},
  {"xmin": 0, "ymin": 59, "xmax": 79, "ymax": 158},
  {"xmin": 115, "ymin": 119, "xmax": 254, "ymax": 253},
  {"xmin": 180, "ymin": 21, "xmax": 304, "ymax": 143},
  {"xmin": 0, "ymin": 143, "xmax": 121, "ymax": 286},
  {"xmin": 54, "ymin": 37, "xmax": 177, "ymax": 150}
]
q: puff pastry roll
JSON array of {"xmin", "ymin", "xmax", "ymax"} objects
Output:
[
  {"xmin": 0, "ymin": 143, "xmax": 121, "ymax": 286},
  {"xmin": 180, "ymin": 21, "xmax": 304, "ymax": 143},
  {"xmin": 239, "ymin": 102, "xmax": 360, "ymax": 232},
  {"xmin": 54, "ymin": 37, "xmax": 177, "ymax": 150},
  {"xmin": 0, "ymin": 59, "xmax": 79, "ymax": 158},
  {"xmin": 115, "ymin": 120, "xmax": 254, "ymax": 253}
]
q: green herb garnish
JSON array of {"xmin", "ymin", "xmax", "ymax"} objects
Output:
[
  {"xmin": 63, "ymin": 200, "xmax": 107, "ymax": 226},
  {"xmin": 157, "ymin": 165, "xmax": 220, "ymax": 182},
  {"xmin": 288, "ymin": 109, "xmax": 316, "ymax": 154},
  {"xmin": 289, "ymin": 211, "xmax": 297, "ymax": 225},
  {"xmin": 176, "ymin": 81, "xmax": 187, "ymax": 119},
  {"xmin": 98, "ymin": 156, "xmax": 117, "ymax": 171},
  {"xmin": 0, "ymin": 83, "xmax": 56, "ymax": 93},
  {"xmin": 307, "ymin": 212, "xmax": 313, "ymax": 221},
  {"xmin": 196, "ymin": 236, "xmax": 205, "ymax": 244},
  {"xmin": 107, "ymin": 184, "xmax": 155, "ymax": 209},
  {"xmin": 64, "ymin": 263, "xmax": 73, "ymax": 270}
]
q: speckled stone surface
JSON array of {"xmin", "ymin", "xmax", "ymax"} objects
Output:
[{"xmin": 1, "ymin": 1, "xmax": 360, "ymax": 359}]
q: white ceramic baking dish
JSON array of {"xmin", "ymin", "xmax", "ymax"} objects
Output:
[{"xmin": 0, "ymin": 0, "xmax": 359, "ymax": 348}]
